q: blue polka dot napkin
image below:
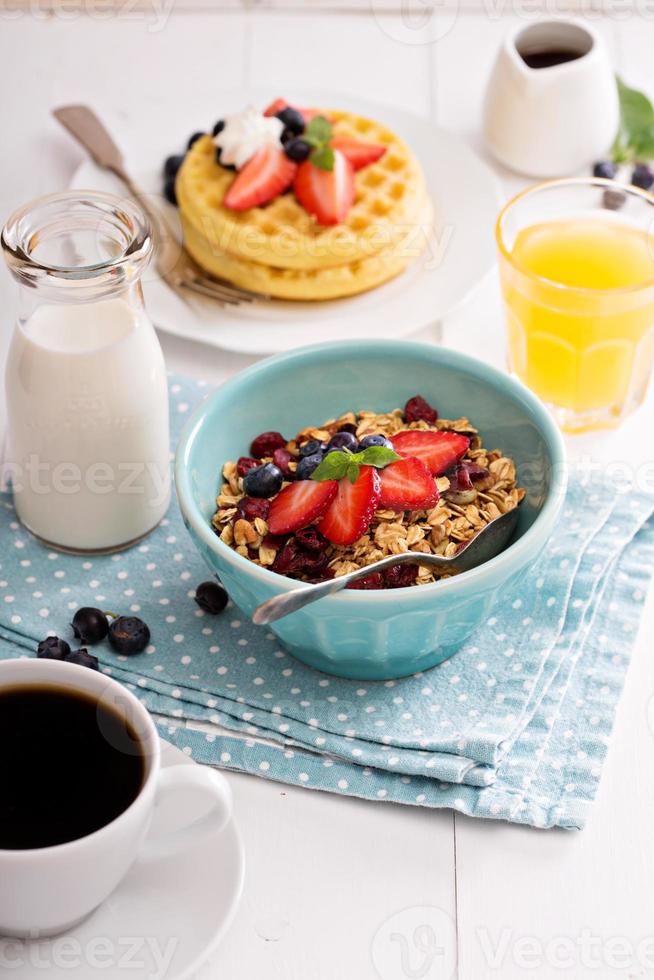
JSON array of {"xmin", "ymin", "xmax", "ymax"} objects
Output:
[{"xmin": 0, "ymin": 374, "xmax": 653, "ymax": 830}]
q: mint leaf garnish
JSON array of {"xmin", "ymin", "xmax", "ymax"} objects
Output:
[
  {"xmin": 305, "ymin": 115, "xmax": 333, "ymax": 146},
  {"xmin": 311, "ymin": 145, "xmax": 335, "ymax": 171},
  {"xmin": 357, "ymin": 446, "xmax": 401, "ymax": 468},
  {"xmin": 304, "ymin": 116, "xmax": 335, "ymax": 170},
  {"xmin": 311, "ymin": 446, "xmax": 401, "ymax": 484},
  {"xmin": 612, "ymin": 76, "xmax": 654, "ymax": 163},
  {"xmin": 311, "ymin": 452, "xmax": 352, "ymax": 483}
]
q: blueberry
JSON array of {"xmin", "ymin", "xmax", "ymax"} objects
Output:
[
  {"xmin": 163, "ymin": 176, "xmax": 178, "ymax": 206},
  {"xmin": 327, "ymin": 431, "xmax": 359, "ymax": 453},
  {"xmin": 284, "ymin": 138, "xmax": 311, "ymax": 162},
  {"xmin": 243, "ymin": 463, "xmax": 284, "ymax": 498},
  {"xmin": 299, "ymin": 439, "xmax": 326, "ymax": 458},
  {"xmin": 195, "ymin": 581, "xmax": 229, "ymax": 615},
  {"xmin": 163, "ymin": 154, "xmax": 184, "ymax": 180},
  {"xmin": 108, "ymin": 617, "xmax": 151, "ymax": 655},
  {"xmin": 65, "ymin": 648, "xmax": 99, "ymax": 670},
  {"xmin": 632, "ymin": 163, "xmax": 654, "ymax": 190},
  {"xmin": 212, "ymin": 120, "xmax": 225, "ymax": 137},
  {"xmin": 187, "ymin": 131, "xmax": 204, "ymax": 150},
  {"xmin": 359, "ymin": 434, "xmax": 393, "ymax": 450},
  {"xmin": 275, "ymin": 107, "xmax": 304, "ymax": 137},
  {"xmin": 603, "ymin": 188, "xmax": 626, "ymax": 211},
  {"xmin": 71, "ymin": 607, "xmax": 109, "ymax": 645},
  {"xmin": 296, "ymin": 454, "xmax": 324, "ymax": 480},
  {"xmin": 593, "ymin": 160, "xmax": 617, "ymax": 180},
  {"xmin": 37, "ymin": 636, "xmax": 71, "ymax": 661}
]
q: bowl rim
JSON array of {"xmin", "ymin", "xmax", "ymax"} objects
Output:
[{"xmin": 175, "ymin": 339, "xmax": 567, "ymax": 603}]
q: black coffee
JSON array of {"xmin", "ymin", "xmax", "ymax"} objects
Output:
[
  {"xmin": 0, "ymin": 684, "xmax": 146, "ymax": 849},
  {"xmin": 521, "ymin": 48, "xmax": 583, "ymax": 69}
]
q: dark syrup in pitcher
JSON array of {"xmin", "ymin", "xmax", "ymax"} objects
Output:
[{"xmin": 521, "ymin": 48, "xmax": 583, "ymax": 69}]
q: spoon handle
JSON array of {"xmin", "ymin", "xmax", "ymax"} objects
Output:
[
  {"xmin": 252, "ymin": 576, "xmax": 350, "ymax": 625},
  {"xmin": 251, "ymin": 552, "xmax": 441, "ymax": 625}
]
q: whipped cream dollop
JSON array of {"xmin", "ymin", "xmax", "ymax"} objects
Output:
[{"xmin": 214, "ymin": 106, "xmax": 284, "ymax": 170}]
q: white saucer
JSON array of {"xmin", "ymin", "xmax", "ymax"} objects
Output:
[
  {"xmin": 69, "ymin": 90, "xmax": 502, "ymax": 355},
  {"xmin": 0, "ymin": 741, "xmax": 245, "ymax": 979}
]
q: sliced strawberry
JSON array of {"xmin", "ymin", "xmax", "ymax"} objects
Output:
[
  {"xmin": 330, "ymin": 137, "xmax": 386, "ymax": 171},
  {"xmin": 223, "ymin": 146, "xmax": 297, "ymax": 212},
  {"xmin": 390, "ymin": 430, "xmax": 470, "ymax": 477},
  {"xmin": 379, "ymin": 457, "xmax": 439, "ymax": 511},
  {"xmin": 267, "ymin": 480, "xmax": 337, "ymax": 536},
  {"xmin": 293, "ymin": 150, "xmax": 355, "ymax": 226},
  {"xmin": 263, "ymin": 98, "xmax": 288, "ymax": 117},
  {"xmin": 319, "ymin": 466, "xmax": 381, "ymax": 546}
]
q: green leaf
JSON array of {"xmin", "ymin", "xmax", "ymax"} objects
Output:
[
  {"xmin": 305, "ymin": 115, "xmax": 333, "ymax": 146},
  {"xmin": 310, "ymin": 145, "xmax": 335, "ymax": 171},
  {"xmin": 311, "ymin": 446, "xmax": 401, "ymax": 484},
  {"xmin": 612, "ymin": 76, "xmax": 654, "ymax": 163},
  {"xmin": 310, "ymin": 452, "xmax": 351, "ymax": 483},
  {"xmin": 357, "ymin": 446, "xmax": 402, "ymax": 468}
]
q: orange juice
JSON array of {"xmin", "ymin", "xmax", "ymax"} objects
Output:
[{"xmin": 499, "ymin": 215, "xmax": 654, "ymax": 432}]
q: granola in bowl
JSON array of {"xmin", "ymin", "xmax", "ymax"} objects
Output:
[{"xmin": 212, "ymin": 394, "xmax": 525, "ymax": 589}]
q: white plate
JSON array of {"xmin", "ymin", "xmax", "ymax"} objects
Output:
[
  {"xmin": 70, "ymin": 92, "xmax": 502, "ymax": 355},
  {"xmin": 0, "ymin": 740, "xmax": 245, "ymax": 980}
]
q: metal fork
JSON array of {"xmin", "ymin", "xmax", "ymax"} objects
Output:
[{"xmin": 53, "ymin": 104, "xmax": 266, "ymax": 306}]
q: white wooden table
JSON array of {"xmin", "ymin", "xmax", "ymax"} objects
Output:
[{"xmin": 2, "ymin": 6, "xmax": 654, "ymax": 978}]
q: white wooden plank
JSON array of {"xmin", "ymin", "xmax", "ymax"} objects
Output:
[
  {"xmin": 3, "ymin": 0, "xmax": 650, "ymax": 11},
  {"xmin": 248, "ymin": 10, "xmax": 434, "ymax": 115},
  {"xmin": 198, "ymin": 774, "xmax": 457, "ymax": 979},
  {"xmin": 440, "ymin": 17, "xmax": 654, "ymax": 979}
]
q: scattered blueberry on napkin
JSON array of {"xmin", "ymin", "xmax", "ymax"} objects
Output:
[{"xmin": 0, "ymin": 374, "xmax": 652, "ymax": 830}]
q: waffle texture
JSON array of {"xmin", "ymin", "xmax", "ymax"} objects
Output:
[{"xmin": 176, "ymin": 109, "xmax": 432, "ymax": 300}]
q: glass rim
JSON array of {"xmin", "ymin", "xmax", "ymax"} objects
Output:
[
  {"xmin": 1, "ymin": 189, "xmax": 152, "ymax": 284},
  {"xmin": 495, "ymin": 176, "xmax": 654, "ymax": 298}
]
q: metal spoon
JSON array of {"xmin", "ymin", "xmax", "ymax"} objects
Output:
[{"xmin": 252, "ymin": 506, "xmax": 520, "ymax": 625}]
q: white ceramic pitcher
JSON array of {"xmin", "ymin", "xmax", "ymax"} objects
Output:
[{"xmin": 483, "ymin": 19, "xmax": 619, "ymax": 177}]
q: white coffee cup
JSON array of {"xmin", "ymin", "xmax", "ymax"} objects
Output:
[
  {"xmin": 0, "ymin": 658, "xmax": 232, "ymax": 938},
  {"xmin": 483, "ymin": 18, "xmax": 619, "ymax": 177}
]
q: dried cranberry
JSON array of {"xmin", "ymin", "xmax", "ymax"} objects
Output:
[
  {"xmin": 446, "ymin": 463, "xmax": 474, "ymax": 493},
  {"xmin": 295, "ymin": 526, "xmax": 328, "ymax": 553},
  {"xmin": 235, "ymin": 496, "xmax": 271, "ymax": 522},
  {"xmin": 272, "ymin": 447, "xmax": 294, "ymax": 477},
  {"xmin": 237, "ymin": 456, "xmax": 260, "ymax": 478},
  {"xmin": 347, "ymin": 572, "xmax": 384, "ymax": 590},
  {"xmin": 338, "ymin": 423, "xmax": 358, "ymax": 436},
  {"xmin": 404, "ymin": 395, "xmax": 438, "ymax": 424},
  {"xmin": 304, "ymin": 567, "xmax": 335, "ymax": 584},
  {"xmin": 263, "ymin": 533, "xmax": 285, "ymax": 550},
  {"xmin": 384, "ymin": 563, "xmax": 418, "ymax": 588},
  {"xmin": 464, "ymin": 462, "xmax": 490, "ymax": 482},
  {"xmin": 272, "ymin": 538, "xmax": 330, "ymax": 578},
  {"xmin": 271, "ymin": 539, "xmax": 302, "ymax": 574},
  {"xmin": 250, "ymin": 431, "xmax": 287, "ymax": 459}
]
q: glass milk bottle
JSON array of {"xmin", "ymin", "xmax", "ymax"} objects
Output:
[{"xmin": 1, "ymin": 190, "xmax": 170, "ymax": 553}]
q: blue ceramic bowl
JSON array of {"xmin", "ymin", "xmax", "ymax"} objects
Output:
[{"xmin": 176, "ymin": 341, "xmax": 566, "ymax": 680}]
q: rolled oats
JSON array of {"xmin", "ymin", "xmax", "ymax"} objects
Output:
[{"xmin": 212, "ymin": 405, "xmax": 525, "ymax": 587}]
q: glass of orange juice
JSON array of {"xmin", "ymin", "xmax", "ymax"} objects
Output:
[{"xmin": 496, "ymin": 178, "xmax": 654, "ymax": 433}]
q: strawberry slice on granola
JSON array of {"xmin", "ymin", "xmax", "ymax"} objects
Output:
[
  {"xmin": 390, "ymin": 430, "xmax": 470, "ymax": 477},
  {"xmin": 267, "ymin": 480, "xmax": 338, "ymax": 536},
  {"xmin": 319, "ymin": 466, "xmax": 381, "ymax": 546},
  {"xmin": 378, "ymin": 456, "xmax": 439, "ymax": 511}
]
